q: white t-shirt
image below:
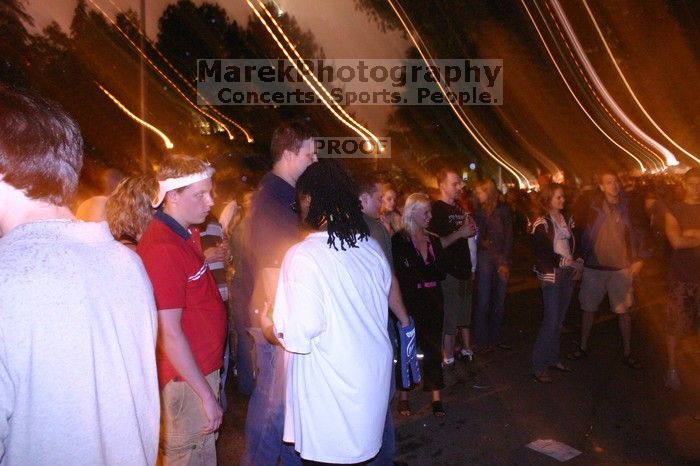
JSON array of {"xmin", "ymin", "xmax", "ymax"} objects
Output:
[
  {"xmin": 552, "ymin": 214, "xmax": 573, "ymax": 261},
  {"xmin": 273, "ymin": 231, "xmax": 392, "ymax": 464},
  {"xmin": 0, "ymin": 220, "xmax": 159, "ymax": 466}
]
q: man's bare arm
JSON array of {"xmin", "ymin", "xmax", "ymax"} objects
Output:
[
  {"xmin": 260, "ymin": 267, "xmax": 282, "ymax": 344},
  {"xmin": 665, "ymin": 212, "xmax": 700, "ymax": 250},
  {"xmin": 389, "ymin": 274, "xmax": 410, "ymax": 327},
  {"xmin": 436, "ymin": 217, "xmax": 476, "ymax": 249}
]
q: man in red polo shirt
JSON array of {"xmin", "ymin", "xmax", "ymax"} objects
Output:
[{"xmin": 138, "ymin": 154, "xmax": 227, "ymax": 466}]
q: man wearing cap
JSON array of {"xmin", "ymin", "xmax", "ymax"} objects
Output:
[{"xmin": 138, "ymin": 154, "xmax": 227, "ymax": 466}]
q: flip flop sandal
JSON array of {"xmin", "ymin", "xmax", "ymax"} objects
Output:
[
  {"xmin": 397, "ymin": 399, "xmax": 411, "ymax": 417},
  {"xmin": 432, "ymin": 400, "xmax": 446, "ymax": 417}
]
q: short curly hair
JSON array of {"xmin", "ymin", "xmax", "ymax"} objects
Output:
[{"xmin": 106, "ymin": 175, "xmax": 156, "ymax": 242}]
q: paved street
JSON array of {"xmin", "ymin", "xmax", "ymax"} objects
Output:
[{"xmin": 217, "ymin": 240, "xmax": 700, "ymax": 465}]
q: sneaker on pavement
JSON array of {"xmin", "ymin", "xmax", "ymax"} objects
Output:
[{"xmin": 458, "ymin": 348, "xmax": 474, "ymax": 361}]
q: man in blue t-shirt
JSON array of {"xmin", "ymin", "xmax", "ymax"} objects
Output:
[{"xmin": 241, "ymin": 120, "xmax": 317, "ymax": 466}]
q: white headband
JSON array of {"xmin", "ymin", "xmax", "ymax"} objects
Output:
[{"xmin": 153, "ymin": 166, "xmax": 215, "ymax": 208}]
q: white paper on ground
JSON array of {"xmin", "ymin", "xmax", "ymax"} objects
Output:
[{"xmin": 526, "ymin": 439, "xmax": 582, "ymax": 462}]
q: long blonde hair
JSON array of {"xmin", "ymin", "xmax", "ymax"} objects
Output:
[{"xmin": 401, "ymin": 193, "xmax": 431, "ymax": 236}]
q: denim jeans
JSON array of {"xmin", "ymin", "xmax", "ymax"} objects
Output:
[
  {"xmin": 241, "ymin": 328, "xmax": 301, "ymax": 466},
  {"xmin": 532, "ymin": 267, "xmax": 576, "ymax": 373},
  {"xmin": 234, "ymin": 326, "xmax": 255, "ymax": 396},
  {"xmin": 219, "ymin": 337, "xmax": 231, "ymax": 411},
  {"xmin": 474, "ymin": 252, "xmax": 509, "ymax": 348},
  {"xmin": 229, "ymin": 298, "xmax": 255, "ymax": 396},
  {"xmin": 366, "ymin": 407, "xmax": 395, "ymax": 466}
]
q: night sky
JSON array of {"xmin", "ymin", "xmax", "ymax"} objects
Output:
[{"xmin": 20, "ymin": 0, "xmax": 700, "ymax": 184}]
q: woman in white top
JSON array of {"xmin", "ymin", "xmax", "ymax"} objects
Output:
[{"xmin": 530, "ymin": 183, "xmax": 583, "ymax": 383}]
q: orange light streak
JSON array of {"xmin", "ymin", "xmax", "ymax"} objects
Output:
[
  {"xmin": 97, "ymin": 82, "xmax": 174, "ymax": 149},
  {"xmin": 582, "ymin": 0, "xmax": 698, "ymax": 166},
  {"xmin": 101, "ymin": 0, "xmax": 255, "ymax": 143},
  {"xmin": 86, "ymin": 0, "xmax": 252, "ymax": 142},
  {"xmin": 520, "ymin": 0, "xmax": 649, "ymax": 173},
  {"xmin": 549, "ymin": 0, "xmax": 674, "ymax": 168},
  {"xmin": 388, "ymin": 0, "xmax": 534, "ymax": 189},
  {"xmin": 248, "ymin": 0, "xmax": 383, "ymax": 151}
]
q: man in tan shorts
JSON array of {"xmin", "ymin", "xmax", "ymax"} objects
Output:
[{"xmin": 569, "ymin": 170, "xmax": 650, "ymax": 368}]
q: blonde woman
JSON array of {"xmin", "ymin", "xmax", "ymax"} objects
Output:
[
  {"xmin": 105, "ymin": 175, "xmax": 156, "ymax": 250},
  {"xmin": 391, "ymin": 193, "xmax": 470, "ymax": 416},
  {"xmin": 380, "ymin": 184, "xmax": 402, "ymax": 235}
]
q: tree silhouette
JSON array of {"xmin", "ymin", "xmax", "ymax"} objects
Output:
[
  {"xmin": 5, "ymin": 1, "xmax": 374, "ymax": 186},
  {"xmin": 0, "ymin": 0, "xmax": 33, "ymax": 84}
]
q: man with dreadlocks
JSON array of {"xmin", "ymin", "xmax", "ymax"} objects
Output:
[{"xmin": 269, "ymin": 160, "xmax": 393, "ymax": 464}]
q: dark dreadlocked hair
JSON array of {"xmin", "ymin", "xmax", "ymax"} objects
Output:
[{"xmin": 296, "ymin": 160, "xmax": 370, "ymax": 251}]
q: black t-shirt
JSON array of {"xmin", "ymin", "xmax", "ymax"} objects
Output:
[
  {"xmin": 668, "ymin": 201, "xmax": 700, "ymax": 283},
  {"xmin": 429, "ymin": 200, "xmax": 472, "ymax": 279}
]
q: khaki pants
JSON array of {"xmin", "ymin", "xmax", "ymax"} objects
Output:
[
  {"xmin": 442, "ymin": 274, "xmax": 473, "ymax": 335},
  {"xmin": 158, "ymin": 371, "xmax": 220, "ymax": 466}
]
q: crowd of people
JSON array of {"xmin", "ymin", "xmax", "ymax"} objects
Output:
[{"xmin": 1, "ymin": 84, "xmax": 698, "ymax": 465}]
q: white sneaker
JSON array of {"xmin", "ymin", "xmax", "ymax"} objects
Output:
[
  {"xmin": 665, "ymin": 369, "xmax": 681, "ymax": 390},
  {"xmin": 459, "ymin": 348, "xmax": 474, "ymax": 361}
]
